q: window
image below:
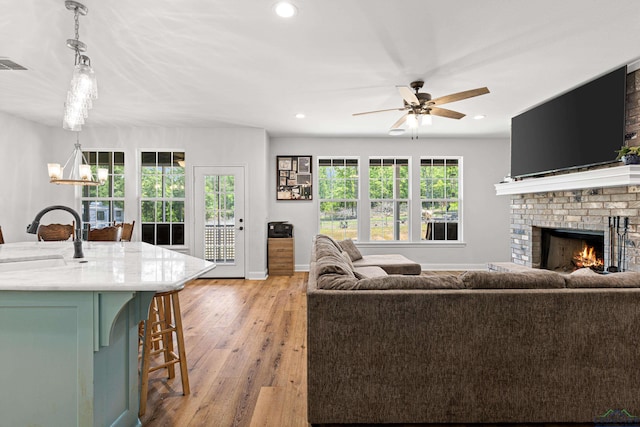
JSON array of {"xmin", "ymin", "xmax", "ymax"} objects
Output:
[
  {"xmin": 420, "ymin": 158, "xmax": 460, "ymax": 241},
  {"xmin": 318, "ymin": 158, "xmax": 359, "ymax": 240},
  {"xmin": 369, "ymin": 158, "xmax": 409, "ymax": 241},
  {"xmin": 81, "ymin": 151, "xmax": 125, "ymax": 229},
  {"xmin": 140, "ymin": 151, "xmax": 185, "ymax": 245}
]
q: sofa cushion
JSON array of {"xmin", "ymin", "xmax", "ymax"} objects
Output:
[
  {"xmin": 338, "ymin": 239, "xmax": 363, "ymax": 261},
  {"xmin": 315, "ymin": 252, "xmax": 356, "ymax": 278},
  {"xmin": 315, "ymin": 238, "xmax": 343, "ymax": 259},
  {"xmin": 320, "ymin": 274, "xmax": 464, "ymax": 290},
  {"xmin": 353, "ymin": 266, "xmax": 388, "ymax": 279},
  {"xmin": 316, "ymin": 273, "xmax": 359, "ymax": 290},
  {"xmin": 340, "ymin": 251, "xmax": 355, "ymax": 270},
  {"xmin": 566, "ymin": 270, "xmax": 640, "ymax": 288},
  {"xmin": 462, "ymin": 270, "xmax": 565, "ymax": 289},
  {"xmin": 353, "ymin": 254, "xmax": 421, "ymax": 275},
  {"xmin": 316, "ymin": 234, "xmax": 342, "ymax": 251}
]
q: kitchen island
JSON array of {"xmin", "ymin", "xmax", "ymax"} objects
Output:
[{"xmin": 0, "ymin": 241, "xmax": 215, "ymax": 427}]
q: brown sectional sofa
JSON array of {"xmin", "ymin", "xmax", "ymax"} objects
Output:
[{"xmin": 307, "ymin": 234, "xmax": 640, "ymax": 425}]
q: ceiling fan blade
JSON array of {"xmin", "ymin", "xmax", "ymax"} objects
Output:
[
  {"xmin": 397, "ymin": 86, "xmax": 420, "ymax": 106},
  {"xmin": 429, "ymin": 87, "xmax": 490, "ymax": 106},
  {"xmin": 352, "ymin": 107, "xmax": 406, "ymax": 116},
  {"xmin": 390, "ymin": 113, "xmax": 409, "ymax": 129},
  {"xmin": 429, "ymin": 107, "xmax": 465, "ymax": 120}
]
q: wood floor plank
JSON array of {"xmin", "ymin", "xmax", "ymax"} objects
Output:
[{"xmin": 140, "ymin": 273, "xmax": 310, "ymax": 427}]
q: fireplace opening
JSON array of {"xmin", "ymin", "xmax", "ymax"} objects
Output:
[{"xmin": 540, "ymin": 228, "xmax": 605, "ymax": 273}]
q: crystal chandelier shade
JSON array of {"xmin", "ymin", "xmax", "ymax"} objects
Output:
[
  {"xmin": 63, "ymin": 57, "xmax": 98, "ymax": 131},
  {"xmin": 62, "ymin": 1, "xmax": 97, "ymax": 132}
]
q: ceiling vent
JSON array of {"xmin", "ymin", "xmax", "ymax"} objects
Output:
[{"xmin": 0, "ymin": 59, "xmax": 27, "ymax": 70}]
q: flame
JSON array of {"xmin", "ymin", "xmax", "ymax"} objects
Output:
[{"xmin": 573, "ymin": 244, "xmax": 604, "ymax": 270}]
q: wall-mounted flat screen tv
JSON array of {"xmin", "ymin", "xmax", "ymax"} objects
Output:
[{"xmin": 511, "ymin": 66, "xmax": 627, "ymax": 178}]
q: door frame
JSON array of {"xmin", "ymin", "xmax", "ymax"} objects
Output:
[{"xmin": 192, "ymin": 165, "xmax": 247, "ymax": 278}]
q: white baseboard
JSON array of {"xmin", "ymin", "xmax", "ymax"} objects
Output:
[
  {"xmin": 246, "ymin": 270, "xmax": 268, "ymax": 280},
  {"xmin": 295, "ymin": 264, "xmax": 310, "ymax": 272}
]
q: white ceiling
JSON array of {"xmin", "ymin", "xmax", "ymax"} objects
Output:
[{"xmin": 1, "ymin": 0, "xmax": 640, "ymax": 138}]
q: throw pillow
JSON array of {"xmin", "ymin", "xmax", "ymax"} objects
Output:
[{"xmin": 338, "ymin": 239, "xmax": 363, "ymax": 261}]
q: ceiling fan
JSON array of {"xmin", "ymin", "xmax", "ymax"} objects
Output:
[{"xmin": 353, "ymin": 80, "xmax": 490, "ymax": 130}]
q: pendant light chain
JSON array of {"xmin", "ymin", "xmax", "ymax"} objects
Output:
[{"xmin": 73, "ymin": 10, "xmax": 81, "ymax": 64}]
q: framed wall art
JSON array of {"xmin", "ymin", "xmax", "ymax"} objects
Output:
[{"xmin": 276, "ymin": 155, "xmax": 312, "ymax": 200}]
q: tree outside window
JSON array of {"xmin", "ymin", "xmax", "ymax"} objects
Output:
[
  {"xmin": 369, "ymin": 158, "xmax": 409, "ymax": 241},
  {"xmin": 318, "ymin": 158, "xmax": 359, "ymax": 240}
]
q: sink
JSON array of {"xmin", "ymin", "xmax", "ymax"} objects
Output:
[{"xmin": 0, "ymin": 255, "xmax": 67, "ymax": 272}]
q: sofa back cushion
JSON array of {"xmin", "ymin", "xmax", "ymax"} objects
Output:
[
  {"xmin": 462, "ymin": 270, "xmax": 565, "ymax": 289},
  {"xmin": 315, "ymin": 236, "xmax": 344, "ymax": 260},
  {"xmin": 315, "ymin": 252, "xmax": 355, "ymax": 277},
  {"xmin": 319, "ymin": 274, "xmax": 464, "ymax": 290},
  {"xmin": 566, "ymin": 270, "xmax": 640, "ymax": 288}
]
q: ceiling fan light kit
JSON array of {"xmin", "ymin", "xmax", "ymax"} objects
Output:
[{"xmin": 353, "ymin": 80, "xmax": 490, "ymax": 133}]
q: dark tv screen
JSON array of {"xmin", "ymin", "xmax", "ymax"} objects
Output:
[{"xmin": 511, "ymin": 66, "xmax": 626, "ymax": 178}]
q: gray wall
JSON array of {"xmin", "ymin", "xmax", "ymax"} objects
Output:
[{"xmin": 269, "ymin": 136, "xmax": 512, "ymax": 270}]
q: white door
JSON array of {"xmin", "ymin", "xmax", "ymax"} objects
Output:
[{"xmin": 194, "ymin": 166, "xmax": 245, "ymax": 278}]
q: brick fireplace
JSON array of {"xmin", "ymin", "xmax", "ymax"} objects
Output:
[
  {"xmin": 496, "ymin": 68, "xmax": 640, "ymax": 272},
  {"xmin": 507, "ymin": 183, "xmax": 640, "ymax": 271}
]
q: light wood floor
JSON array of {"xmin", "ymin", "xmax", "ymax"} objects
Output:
[{"xmin": 140, "ymin": 273, "xmax": 310, "ymax": 427}]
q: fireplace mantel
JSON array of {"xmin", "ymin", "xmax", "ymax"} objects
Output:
[{"xmin": 495, "ymin": 165, "xmax": 640, "ymax": 196}]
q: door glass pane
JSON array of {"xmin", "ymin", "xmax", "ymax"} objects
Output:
[{"xmin": 204, "ymin": 175, "xmax": 236, "ymax": 263}]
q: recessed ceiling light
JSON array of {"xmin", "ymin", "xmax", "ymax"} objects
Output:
[
  {"xmin": 295, "ymin": 113, "xmax": 305, "ymax": 119},
  {"xmin": 388, "ymin": 129, "xmax": 405, "ymax": 136},
  {"xmin": 274, "ymin": 2, "xmax": 297, "ymax": 18},
  {"xmin": 473, "ymin": 114, "xmax": 486, "ymax": 120}
]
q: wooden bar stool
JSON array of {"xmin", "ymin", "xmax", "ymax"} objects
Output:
[{"xmin": 139, "ymin": 289, "xmax": 189, "ymax": 416}]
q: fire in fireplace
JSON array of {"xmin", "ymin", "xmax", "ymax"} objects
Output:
[
  {"xmin": 540, "ymin": 228, "xmax": 605, "ymax": 273},
  {"xmin": 573, "ymin": 244, "xmax": 604, "ymax": 270}
]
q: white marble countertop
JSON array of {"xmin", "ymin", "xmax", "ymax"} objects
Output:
[{"xmin": 0, "ymin": 241, "xmax": 215, "ymax": 291}]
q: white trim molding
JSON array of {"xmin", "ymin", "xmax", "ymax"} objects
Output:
[{"xmin": 495, "ymin": 165, "xmax": 640, "ymax": 196}]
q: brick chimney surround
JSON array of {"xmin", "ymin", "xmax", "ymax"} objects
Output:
[{"xmin": 496, "ymin": 70, "xmax": 640, "ymax": 271}]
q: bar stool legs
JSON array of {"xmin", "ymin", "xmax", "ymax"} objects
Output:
[{"xmin": 139, "ymin": 289, "xmax": 190, "ymax": 417}]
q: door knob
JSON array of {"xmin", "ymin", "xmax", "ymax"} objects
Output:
[{"xmin": 238, "ymin": 226, "xmax": 244, "ymax": 231}]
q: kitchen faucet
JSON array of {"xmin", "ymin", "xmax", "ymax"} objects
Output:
[{"xmin": 26, "ymin": 205, "xmax": 84, "ymax": 258}]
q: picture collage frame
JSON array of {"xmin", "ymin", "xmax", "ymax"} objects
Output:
[{"xmin": 276, "ymin": 155, "xmax": 312, "ymax": 200}]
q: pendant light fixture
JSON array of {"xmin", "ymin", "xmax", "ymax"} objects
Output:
[
  {"xmin": 49, "ymin": 1, "xmax": 105, "ymax": 186},
  {"xmin": 48, "ymin": 133, "xmax": 108, "ymax": 186},
  {"xmin": 62, "ymin": 0, "xmax": 97, "ymax": 131}
]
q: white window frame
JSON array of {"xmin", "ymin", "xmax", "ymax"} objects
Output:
[
  {"xmin": 317, "ymin": 157, "xmax": 360, "ymax": 241},
  {"xmin": 81, "ymin": 150, "xmax": 126, "ymax": 230},
  {"xmin": 368, "ymin": 157, "xmax": 411, "ymax": 241},
  {"xmin": 139, "ymin": 150, "xmax": 186, "ymax": 246},
  {"xmin": 419, "ymin": 156, "xmax": 463, "ymax": 242}
]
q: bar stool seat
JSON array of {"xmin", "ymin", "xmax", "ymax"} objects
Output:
[{"xmin": 139, "ymin": 289, "xmax": 189, "ymax": 417}]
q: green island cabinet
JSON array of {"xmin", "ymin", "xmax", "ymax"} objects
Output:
[{"xmin": 0, "ymin": 241, "xmax": 214, "ymax": 427}]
